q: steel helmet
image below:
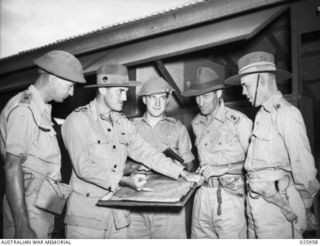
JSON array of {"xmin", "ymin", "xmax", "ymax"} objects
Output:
[{"xmin": 34, "ymin": 50, "xmax": 86, "ymax": 83}]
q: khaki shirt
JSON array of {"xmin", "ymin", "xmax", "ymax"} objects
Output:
[
  {"xmin": 192, "ymin": 100, "xmax": 252, "ymax": 167},
  {"xmin": 61, "ymin": 99, "xmax": 184, "ymax": 230},
  {"xmin": 0, "ymin": 85, "xmax": 61, "ymax": 178},
  {"xmin": 132, "ymin": 114, "xmax": 194, "ymax": 164},
  {"xmin": 245, "ymin": 91, "xmax": 320, "ymax": 208}
]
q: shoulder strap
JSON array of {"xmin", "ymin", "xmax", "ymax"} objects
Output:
[
  {"xmin": 82, "ymin": 109, "xmax": 106, "ymax": 136},
  {"xmin": 7, "ymin": 105, "xmax": 50, "ymax": 132}
]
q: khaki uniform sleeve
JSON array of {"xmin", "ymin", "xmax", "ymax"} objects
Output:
[
  {"xmin": 61, "ymin": 113, "xmax": 121, "ymax": 191},
  {"xmin": 5, "ymin": 106, "xmax": 38, "ymax": 158},
  {"xmin": 125, "ymin": 120, "xmax": 184, "ymax": 180},
  {"xmin": 277, "ymin": 107, "xmax": 320, "ymax": 208},
  {"xmin": 235, "ymin": 115, "xmax": 252, "ymax": 152},
  {"xmin": 176, "ymin": 122, "xmax": 195, "ymax": 163}
]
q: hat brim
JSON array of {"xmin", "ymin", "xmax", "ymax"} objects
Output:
[
  {"xmin": 35, "ymin": 64, "xmax": 86, "ymax": 84},
  {"xmin": 84, "ymin": 81, "xmax": 141, "ymax": 88},
  {"xmin": 225, "ymin": 70, "xmax": 291, "ymax": 85},
  {"xmin": 181, "ymin": 84, "xmax": 229, "ymax": 97}
]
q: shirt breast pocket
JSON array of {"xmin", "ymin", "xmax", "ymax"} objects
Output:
[
  {"xmin": 267, "ymin": 128, "xmax": 288, "ymax": 166},
  {"xmin": 89, "ymin": 135, "xmax": 110, "ymax": 159},
  {"xmin": 208, "ymin": 129, "xmax": 232, "ymax": 150},
  {"xmin": 161, "ymin": 135, "xmax": 178, "ymax": 149},
  {"xmin": 214, "ymin": 132, "xmax": 235, "ymax": 149},
  {"xmin": 118, "ymin": 132, "xmax": 128, "ymax": 146},
  {"xmin": 36, "ymin": 126, "xmax": 60, "ymax": 158},
  {"xmin": 251, "ymin": 127, "xmax": 271, "ymax": 162}
]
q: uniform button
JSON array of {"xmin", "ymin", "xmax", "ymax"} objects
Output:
[
  {"xmin": 86, "ymin": 193, "xmax": 90, "ymax": 197},
  {"xmin": 97, "ymin": 140, "xmax": 101, "ymax": 144},
  {"xmin": 114, "ymin": 164, "xmax": 117, "ymax": 168},
  {"xmin": 113, "ymin": 145, "xmax": 116, "ymax": 149},
  {"xmin": 219, "ymin": 142, "xmax": 222, "ymax": 145},
  {"xmin": 205, "ymin": 143, "xmax": 208, "ymax": 146},
  {"xmin": 108, "ymin": 128, "xmax": 111, "ymax": 132}
]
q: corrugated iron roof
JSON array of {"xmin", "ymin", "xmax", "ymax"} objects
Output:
[{"xmin": 0, "ymin": 0, "xmax": 207, "ymax": 61}]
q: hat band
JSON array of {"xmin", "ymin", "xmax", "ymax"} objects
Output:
[
  {"xmin": 240, "ymin": 62, "xmax": 275, "ymax": 74},
  {"xmin": 189, "ymin": 79, "xmax": 223, "ymax": 91},
  {"xmin": 97, "ymin": 74, "xmax": 129, "ymax": 85}
]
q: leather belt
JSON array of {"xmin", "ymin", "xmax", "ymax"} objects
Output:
[{"xmin": 203, "ymin": 177, "xmax": 219, "ymax": 188}]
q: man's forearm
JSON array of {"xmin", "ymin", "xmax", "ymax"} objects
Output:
[{"xmin": 4, "ymin": 154, "xmax": 30, "ymax": 228}]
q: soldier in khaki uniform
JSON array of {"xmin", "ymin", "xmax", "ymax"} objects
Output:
[
  {"xmin": 225, "ymin": 51, "xmax": 320, "ymax": 238},
  {"xmin": 61, "ymin": 64, "xmax": 202, "ymax": 239},
  {"xmin": 127, "ymin": 76, "xmax": 195, "ymax": 239},
  {"xmin": 181, "ymin": 63, "xmax": 252, "ymax": 238},
  {"xmin": 0, "ymin": 50, "xmax": 86, "ymax": 238}
]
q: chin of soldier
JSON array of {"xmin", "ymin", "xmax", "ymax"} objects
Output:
[
  {"xmin": 112, "ymin": 104, "xmax": 123, "ymax": 111},
  {"xmin": 200, "ymin": 109, "xmax": 209, "ymax": 115}
]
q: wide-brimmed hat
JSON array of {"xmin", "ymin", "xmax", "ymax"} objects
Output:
[
  {"xmin": 34, "ymin": 50, "xmax": 86, "ymax": 84},
  {"xmin": 140, "ymin": 76, "xmax": 174, "ymax": 96},
  {"xmin": 181, "ymin": 62, "xmax": 227, "ymax": 97},
  {"xmin": 85, "ymin": 64, "xmax": 140, "ymax": 88},
  {"xmin": 225, "ymin": 51, "xmax": 291, "ymax": 85}
]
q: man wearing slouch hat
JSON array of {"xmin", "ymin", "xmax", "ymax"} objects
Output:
[
  {"xmin": 225, "ymin": 51, "xmax": 320, "ymax": 238},
  {"xmin": 182, "ymin": 62, "xmax": 252, "ymax": 238},
  {"xmin": 61, "ymin": 64, "xmax": 202, "ymax": 239}
]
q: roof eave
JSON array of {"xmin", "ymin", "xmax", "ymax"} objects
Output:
[{"xmin": 0, "ymin": 0, "xmax": 291, "ymax": 75}]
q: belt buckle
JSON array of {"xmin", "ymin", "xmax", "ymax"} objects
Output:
[{"xmin": 203, "ymin": 177, "xmax": 218, "ymax": 188}]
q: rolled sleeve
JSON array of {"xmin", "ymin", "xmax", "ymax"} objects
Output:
[
  {"xmin": 236, "ymin": 116, "xmax": 252, "ymax": 151},
  {"xmin": 62, "ymin": 113, "xmax": 121, "ymax": 191},
  {"xmin": 5, "ymin": 106, "xmax": 37, "ymax": 158},
  {"xmin": 278, "ymin": 107, "xmax": 320, "ymax": 208},
  {"xmin": 177, "ymin": 123, "xmax": 195, "ymax": 163}
]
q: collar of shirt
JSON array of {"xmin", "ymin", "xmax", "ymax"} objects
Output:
[
  {"xmin": 28, "ymin": 84, "xmax": 52, "ymax": 117},
  {"xmin": 261, "ymin": 90, "xmax": 283, "ymax": 113},
  {"xmin": 89, "ymin": 99, "xmax": 121, "ymax": 125},
  {"xmin": 194, "ymin": 99, "xmax": 226, "ymax": 126},
  {"xmin": 141, "ymin": 113, "xmax": 175, "ymax": 127}
]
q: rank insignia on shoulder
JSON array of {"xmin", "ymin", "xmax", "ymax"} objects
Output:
[
  {"xmin": 275, "ymin": 104, "xmax": 281, "ymax": 110},
  {"xmin": 74, "ymin": 106, "xmax": 88, "ymax": 112},
  {"xmin": 19, "ymin": 91, "xmax": 32, "ymax": 104},
  {"xmin": 231, "ymin": 114, "xmax": 239, "ymax": 122},
  {"xmin": 227, "ymin": 113, "xmax": 240, "ymax": 124}
]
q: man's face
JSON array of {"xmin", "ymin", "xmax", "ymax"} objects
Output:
[
  {"xmin": 240, "ymin": 73, "xmax": 261, "ymax": 107},
  {"xmin": 52, "ymin": 76, "xmax": 75, "ymax": 103},
  {"xmin": 195, "ymin": 91, "xmax": 219, "ymax": 116},
  {"xmin": 103, "ymin": 87, "xmax": 128, "ymax": 112},
  {"xmin": 143, "ymin": 92, "xmax": 168, "ymax": 118}
]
